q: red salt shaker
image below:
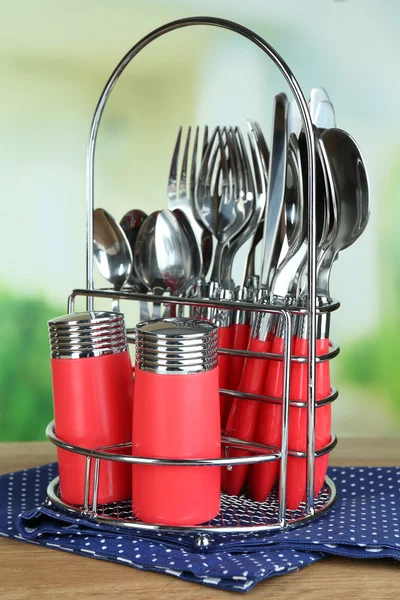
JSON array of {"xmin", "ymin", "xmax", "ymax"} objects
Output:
[
  {"xmin": 48, "ymin": 311, "xmax": 133, "ymax": 505},
  {"xmin": 132, "ymin": 317, "xmax": 221, "ymax": 526}
]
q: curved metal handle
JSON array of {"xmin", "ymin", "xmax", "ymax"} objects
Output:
[{"xmin": 85, "ymin": 15, "xmax": 317, "ymax": 513}]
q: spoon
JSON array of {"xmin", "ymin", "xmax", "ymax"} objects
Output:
[
  {"xmin": 134, "ymin": 210, "xmax": 163, "ymax": 307},
  {"xmin": 119, "ymin": 209, "xmax": 148, "ymax": 293},
  {"xmin": 317, "ymin": 128, "xmax": 370, "ymax": 297},
  {"xmin": 154, "ymin": 209, "xmax": 195, "ymax": 295},
  {"xmin": 283, "ymin": 127, "xmax": 367, "ymax": 511},
  {"xmin": 120, "ymin": 208, "xmax": 154, "ymax": 319},
  {"xmin": 93, "ymin": 208, "xmax": 132, "ymax": 313},
  {"xmin": 172, "ymin": 208, "xmax": 202, "ymax": 294},
  {"xmin": 135, "ymin": 209, "xmax": 195, "ymax": 316}
]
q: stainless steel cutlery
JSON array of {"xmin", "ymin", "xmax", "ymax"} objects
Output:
[{"xmin": 93, "ymin": 88, "xmax": 369, "ymax": 340}]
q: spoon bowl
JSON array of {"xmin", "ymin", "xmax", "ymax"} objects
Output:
[
  {"xmin": 119, "ymin": 209, "xmax": 148, "ymax": 293},
  {"xmin": 93, "ymin": 208, "xmax": 132, "ymax": 312},
  {"xmin": 317, "ymin": 128, "xmax": 370, "ymax": 297},
  {"xmin": 173, "ymin": 209, "xmax": 202, "ymax": 294},
  {"xmin": 135, "ymin": 209, "xmax": 195, "ymax": 298}
]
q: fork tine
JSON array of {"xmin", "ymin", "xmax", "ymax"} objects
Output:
[
  {"xmin": 223, "ymin": 127, "xmax": 237, "ymax": 197},
  {"xmin": 189, "ymin": 126, "xmax": 199, "ymax": 201},
  {"xmin": 235, "ymin": 126, "xmax": 255, "ymax": 198},
  {"xmin": 229, "ymin": 126, "xmax": 244, "ymax": 197},
  {"xmin": 179, "ymin": 126, "xmax": 191, "ymax": 200},
  {"xmin": 206, "ymin": 127, "xmax": 222, "ymax": 190},
  {"xmin": 247, "ymin": 130, "xmax": 263, "ymax": 197},
  {"xmin": 218, "ymin": 128, "xmax": 230, "ymax": 189},
  {"xmin": 167, "ymin": 126, "xmax": 182, "ymax": 203},
  {"xmin": 201, "ymin": 125, "xmax": 209, "ymax": 162},
  {"xmin": 195, "ymin": 126, "xmax": 219, "ymax": 216},
  {"xmin": 210, "ymin": 129, "xmax": 224, "ymax": 213}
]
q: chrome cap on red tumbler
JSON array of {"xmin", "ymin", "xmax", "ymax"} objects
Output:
[
  {"xmin": 135, "ymin": 317, "xmax": 218, "ymax": 374},
  {"xmin": 48, "ymin": 311, "xmax": 128, "ymax": 359}
]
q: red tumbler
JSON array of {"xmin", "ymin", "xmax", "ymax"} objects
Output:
[
  {"xmin": 132, "ymin": 318, "xmax": 221, "ymax": 526},
  {"xmin": 48, "ymin": 311, "xmax": 133, "ymax": 505}
]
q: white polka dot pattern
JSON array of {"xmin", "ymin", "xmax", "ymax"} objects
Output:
[
  {"xmin": 0, "ymin": 463, "xmax": 398, "ymax": 592},
  {"xmin": 93, "ymin": 482, "xmax": 333, "ymax": 529}
]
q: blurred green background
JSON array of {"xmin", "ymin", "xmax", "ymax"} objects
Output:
[{"xmin": 1, "ymin": 0, "xmax": 399, "ymax": 441}]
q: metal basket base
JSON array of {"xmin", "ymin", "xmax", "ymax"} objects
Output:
[{"xmin": 46, "ymin": 476, "xmax": 337, "ymax": 542}]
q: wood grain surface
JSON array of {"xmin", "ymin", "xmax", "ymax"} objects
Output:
[{"xmin": 0, "ymin": 440, "xmax": 399, "ymax": 599}]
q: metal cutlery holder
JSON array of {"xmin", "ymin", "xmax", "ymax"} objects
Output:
[{"xmin": 45, "ymin": 16, "xmax": 340, "ymax": 546}]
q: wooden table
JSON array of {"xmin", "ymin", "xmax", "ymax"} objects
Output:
[{"xmin": 0, "ymin": 440, "xmax": 399, "ymax": 599}]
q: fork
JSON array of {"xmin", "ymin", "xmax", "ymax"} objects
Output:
[
  {"xmin": 167, "ymin": 125, "xmax": 212, "ymax": 292},
  {"xmin": 221, "ymin": 126, "xmax": 260, "ymax": 290}
]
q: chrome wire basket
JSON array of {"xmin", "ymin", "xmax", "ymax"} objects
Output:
[{"xmin": 45, "ymin": 16, "xmax": 340, "ymax": 545}]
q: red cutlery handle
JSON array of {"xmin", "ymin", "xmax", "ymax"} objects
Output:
[
  {"xmin": 286, "ymin": 337, "xmax": 331, "ymax": 509},
  {"xmin": 228, "ymin": 323, "xmax": 252, "ymax": 391},
  {"xmin": 249, "ymin": 335, "xmax": 285, "ymax": 502},
  {"xmin": 223, "ymin": 336, "xmax": 272, "ymax": 496},
  {"xmin": 218, "ymin": 324, "xmax": 234, "ymax": 427}
]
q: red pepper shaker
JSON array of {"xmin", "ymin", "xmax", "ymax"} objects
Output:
[
  {"xmin": 48, "ymin": 311, "xmax": 133, "ymax": 505},
  {"xmin": 132, "ymin": 317, "xmax": 221, "ymax": 526}
]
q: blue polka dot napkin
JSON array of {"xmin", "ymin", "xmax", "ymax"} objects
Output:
[{"xmin": 0, "ymin": 464, "xmax": 399, "ymax": 592}]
